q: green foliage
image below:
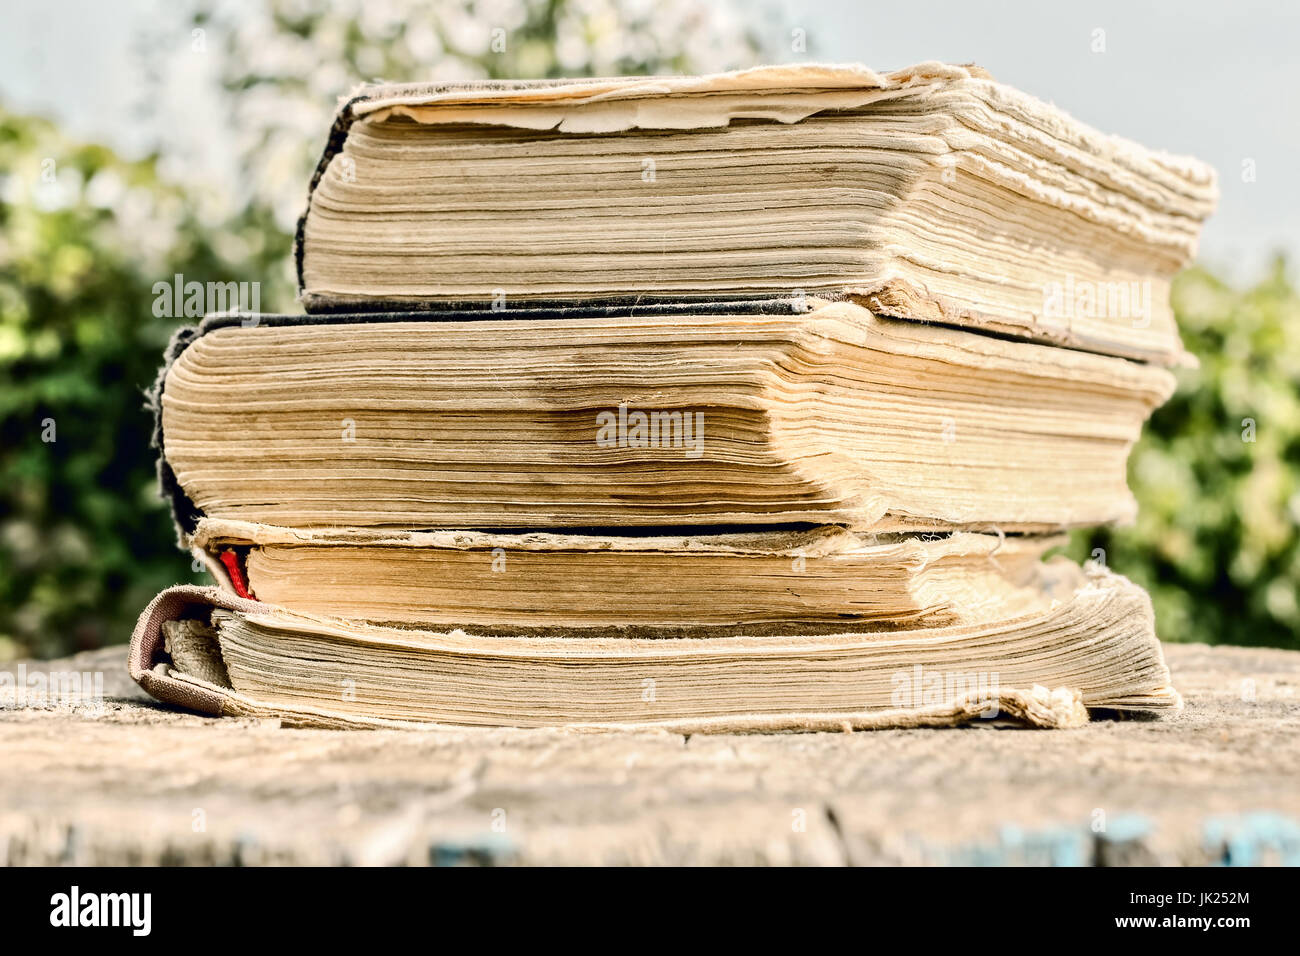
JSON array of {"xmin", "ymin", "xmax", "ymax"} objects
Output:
[
  {"xmin": 1069, "ymin": 262, "xmax": 1300, "ymax": 650},
  {"xmin": 0, "ymin": 110, "xmax": 297, "ymax": 659},
  {"xmin": 1, "ymin": 114, "xmax": 177, "ymax": 656}
]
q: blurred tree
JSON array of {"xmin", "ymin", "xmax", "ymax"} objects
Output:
[
  {"xmin": 1069, "ymin": 261, "xmax": 1300, "ymax": 650},
  {"xmin": 0, "ymin": 108, "xmax": 288, "ymax": 658}
]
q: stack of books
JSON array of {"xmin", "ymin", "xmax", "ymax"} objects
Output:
[{"xmin": 130, "ymin": 63, "xmax": 1216, "ymax": 731}]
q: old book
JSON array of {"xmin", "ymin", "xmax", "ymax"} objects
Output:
[
  {"xmin": 189, "ymin": 518, "xmax": 1064, "ymax": 632},
  {"xmin": 296, "ymin": 63, "xmax": 1216, "ymax": 363},
  {"xmin": 154, "ymin": 301, "xmax": 1173, "ymax": 534},
  {"xmin": 127, "ymin": 563, "xmax": 1180, "ymax": 731}
]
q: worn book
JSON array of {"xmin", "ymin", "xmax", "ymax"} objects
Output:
[
  {"xmin": 128, "ymin": 62, "xmax": 1210, "ymax": 734},
  {"xmin": 296, "ymin": 63, "xmax": 1216, "ymax": 363},
  {"xmin": 153, "ymin": 300, "xmax": 1173, "ymax": 535},
  {"xmin": 188, "ymin": 518, "xmax": 1063, "ymax": 632},
  {"xmin": 128, "ymin": 563, "xmax": 1180, "ymax": 732}
]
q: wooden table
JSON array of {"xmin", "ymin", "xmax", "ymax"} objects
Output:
[{"xmin": 2, "ymin": 643, "xmax": 1298, "ymax": 865}]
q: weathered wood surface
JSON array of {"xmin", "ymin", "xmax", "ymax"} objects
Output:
[{"xmin": 2, "ymin": 643, "xmax": 1298, "ymax": 865}]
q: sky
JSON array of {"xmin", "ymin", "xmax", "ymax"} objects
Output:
[{"xmin": 1, "ymin": 0, "xmax": 1296, "ymax": 281}]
